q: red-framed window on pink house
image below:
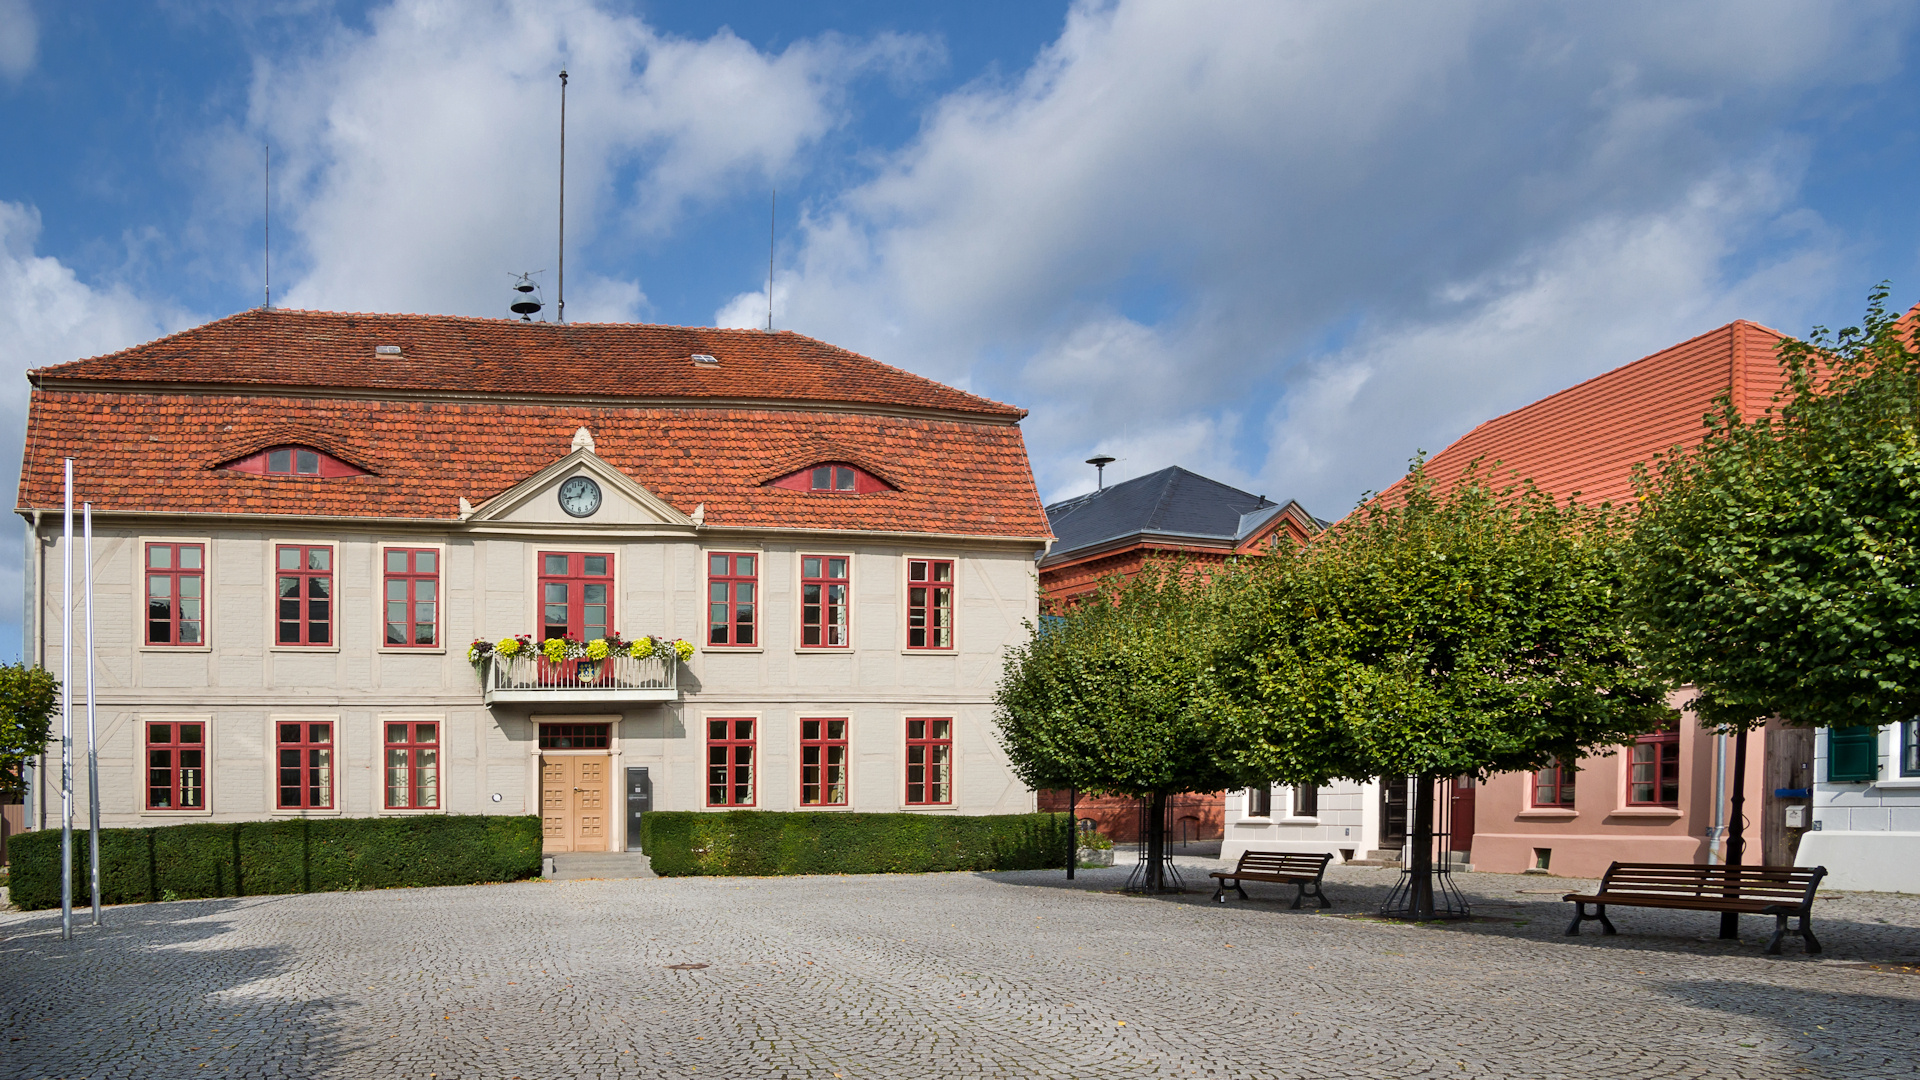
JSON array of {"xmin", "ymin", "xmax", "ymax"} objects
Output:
[
  {"xmin": 146, "ymin": 721, "xmax": 205, "ymax": 810},
  {"xmin": 905, "ymin": 717, "xmax": 952, "ymax": 805},
  {"xmin": 1628, "ymin": 721, "xmax": 1680, "ymax": 806},
  {"xmin": 383, "ymin": 548, "xmax": 439, "ymax": 647},
  {"xmin": 707, "ymin": 553, "xmax": 757, "ymax": 646},
  {"xmin": 707, "ymin": 718, "xmax": 756, "ymax": 806},
  {"xmin": 540, "ymin": 552, "xmax": 612, "ymax": 640},
  {"xmin": 275, "ymin": 544, "xmax": 333, "ymax": 645},
  {"xmin": 384, "ymin": 721, "xmax": 440, "ymax": 809},
  {"xmin": 800, "ymin": 718, "xmax": 848, "ymax": 806},
  {"xmin": 1533, "ymin": 757, "xmax": 1575, "ymax": 808},
  {"xmin": 277, "ymin": 721, "xmax": 334, "ymax": 810},
  {"xmin": 800, "ymin": 555, "xmax": 849, "ymax": 648},
  {"xmin": 906, "ymin": 559, "xmax": 954, "ymax": 650},
  {"xmin": 145, "ymin": 543, "xmax": 204, "ymax": 646}
]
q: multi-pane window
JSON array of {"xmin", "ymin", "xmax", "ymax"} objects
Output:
[
  {"xmin": 800, "ymin": 718, "xmax": 848, "ymax": 806},
  {"xmin": 146, "ymin": 722, "xmax": 205, "ymax": 810},
  {"xmin": 810, "ymin": 465, "xmax": 858, "ymax": 491},
  {"xmin": 539, "ymin": 552, "xmax": 613, "ymax": 639},
  {"xmin": 801, "ymin": 555, "xmax": 849, "ymax": 648},
  {"xmin": 1246, "ymin": 786, "xmax": 1271, "ymax": 817},
  {"xmin": 907, "ymin": 559, "xmax": 954, "ymax": 650},
  {"xmin": 905, "ymin": 717, "xmax": 952, "ymax": 805},
  {"xmin": 707, "ymin": 718, "xmax": 755, "ymax": 807},
  {"xmin": 276, "ymin": 722, "xmax": 333, "ymax": 810},
  {"xmin": 384, "ymin": 721, "xmax": 440, "ymax": 809},
  {"xmin": 1828, "ymin": 725, "xmax": 1880, "ymax": 783},
  {"xmin": 1533, "ymin": 757, "xmax": 1576, "ymax": 808},
  {"xmin": 1904, "ymin": 720, "xmax": 1920, "ymax": 778},
  {"xmin": 707, "ymin": 553, "xmax": 757, "ymax": 646},
  {"xmin": 1628, "ymin": 721, "xmax": 1680, "ymax": 806},
  {"xmin": 539, "ymin": 723, "xmax": 610, "ymax": 749},
  {"xmin": 275, "ymin": 544, "xmax": 333, "ymax": 645},
  {"xmin": 383, "ymin": 548, "xmax": 439, "ymax": 647},
  {"xmin": 1292, "ymin": 785, "xmax": 1319, "ymax": 817},
  {"xmin": 268, "ymin": 447, "xmax": 321, "ymax": 475},
  {"xmin": 145, "ymin": 543, "xmax": 204, "ymax": 646}
]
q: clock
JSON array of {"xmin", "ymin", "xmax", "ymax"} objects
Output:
[{"xmin": 558, "ymin": 476, "xmax": 602, "ymax": 518}]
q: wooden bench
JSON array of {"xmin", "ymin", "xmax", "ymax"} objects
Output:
[
  {"xmin": 1210, "ymin": 850, "xmax": 1335, "ymax": 908},
  {"xmin": 1564, "ymin": 862, "xmax": 1828, "ymax": 955}
]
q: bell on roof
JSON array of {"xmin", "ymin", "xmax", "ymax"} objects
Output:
[{"xmin": 509, "ymin": 272, "xmax": 544, "ymax": 320}]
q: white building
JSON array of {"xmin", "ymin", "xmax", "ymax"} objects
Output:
[{"xmin": 1798, "ymin": 722, "xmax": 1920, "ymax": 892}]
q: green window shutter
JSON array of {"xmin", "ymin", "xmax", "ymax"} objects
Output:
[{"xmin": 1828, "ymin": 726, "xmax": 1880, "ymax": 783}]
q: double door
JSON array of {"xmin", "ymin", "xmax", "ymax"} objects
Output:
[{"xmin": 541, "ymin": 755, "xmax": 609, "ymax": 853}]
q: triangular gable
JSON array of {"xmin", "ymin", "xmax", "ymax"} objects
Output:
[
  {"xmin": 1233, "ymin": 499, "xmax": 1318, "ymax": 554},
  {"xmin": 467, "ymin": 447, "xmax": 697, "ymax": 532}
]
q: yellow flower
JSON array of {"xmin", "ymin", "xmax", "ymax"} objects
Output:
[
  {"xmin": 673, "ymin": 639, "xmax": 695, "ymax": 662},
  {"xmin": 586, "ymin": 638, "xmax": 610, "ymax": 661},
  {"xmin": 630, "ymin": 637, "xmax": 655, "ymax": 659},
  {"xmin": 496, "ymin": 637, "xmax": 520, "ymax": 656},
  {"xmin": 543, "ymin": 638, "xmax": 568, "ymax": 662}
]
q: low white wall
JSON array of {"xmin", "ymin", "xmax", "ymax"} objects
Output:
[{"xmin": 1795, "ymin": 831, "xmax": 1920, "ymax": 892}]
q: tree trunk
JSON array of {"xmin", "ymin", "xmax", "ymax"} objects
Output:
[
  {"xmin": 1145, "ymin": 790, "xmax": 1168, "ymax": 892},
  {"xmin": 1406, "ymin": 774, "xmax": 1436, "ymax": 920},
  {"xmin": 1720, "ymin": 727, "xmax": 1750, "ymax": 939}
]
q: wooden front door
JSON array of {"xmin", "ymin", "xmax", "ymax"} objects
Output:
[
  {"xmin": 1449, "ymin": 775, "xmax": 1476, "ymax": 855},
  {"xmin": 540, "ymin": 755, "xmax": 609, "ymax": 853}
]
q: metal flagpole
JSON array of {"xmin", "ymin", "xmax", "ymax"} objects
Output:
[
  {"xmin": 59, "ymin": 459, "xmax": 73, "ymax": 940},
  {"xmin": 84, "ymin": 503, "xmax": 101, "ymax": 924}
]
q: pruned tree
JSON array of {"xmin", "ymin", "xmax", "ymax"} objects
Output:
[
  {"xmin": 995, "ymin": 561, "xmax": 1241, "ymax": 890},
  {"xmin": 1209, "ymin": 462, "xmax": 1671, "ymax": 918},
  {"xmin": 0, "ymin": 663, "xmax": 60, "ymax": 800}
]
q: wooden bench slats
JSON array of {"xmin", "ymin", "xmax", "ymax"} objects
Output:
[
  {"xmin": 1210, "ymin": 850, "xmax": 1335, "ymax": 909},
  {"xmin": 1563, "ymin": 861, "xmax": 1827, "ymax": 955}
]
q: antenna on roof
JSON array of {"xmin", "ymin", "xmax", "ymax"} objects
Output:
[
  {"xmin": 766, "ymin": 187, "xmax": 776, "ymax": 332},
  {"xmin": 262, "ymin": 143, "xmax": 271, "ymax": 310},
  {"xmin": 557, "ymin": 69, "xmax": 568, "ymax": 325},
  {"xmin": 1087, "ymin": 454, "xmax": 1116, "ymax": 490}
]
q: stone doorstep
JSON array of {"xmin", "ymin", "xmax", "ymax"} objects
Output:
[{"xmin": 545, "ymin": 851, "xmax": 657, "ymax": 881}]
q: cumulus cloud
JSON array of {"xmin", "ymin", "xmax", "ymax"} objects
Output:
[
  {"xmin": 724, "ymin": 0, "xmax": 1909, "ymax": 515},
  {"xmin": 0, "ymin": 0, "xmax": 35, "ymax": 83}
]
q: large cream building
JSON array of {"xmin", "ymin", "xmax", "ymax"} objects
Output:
[{"xmin": 18, "ymin": 309, "xmax": 1051, "ymax": 854}]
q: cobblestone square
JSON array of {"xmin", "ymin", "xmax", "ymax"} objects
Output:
[{"xmin": 4, "ymin": 862, "xmax": 1918, "ymax": 1079}]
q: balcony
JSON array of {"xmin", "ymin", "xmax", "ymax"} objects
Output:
[{"xmin": 482, "ymin": 653, "xmax": 678, "ymax": 704}]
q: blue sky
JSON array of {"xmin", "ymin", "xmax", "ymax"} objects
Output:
[{"xmin": 5, "ymin": 1, "xmax": 1920, "ymax": 656}]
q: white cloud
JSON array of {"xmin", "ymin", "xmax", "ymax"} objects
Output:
[
  {"xmin": 727, "ymin": 0, "xmax": 1909, "ymax": 517},
  {"xmin": 0, "ymin": 0, "xmax": 35, "ymax": 83},
  {"xmin": 0, "ymin": 202, "xmax": 196, "ymax": 657},
  {"xmin": 252, "ymin": 0, "xmax": 929, "ymax": 319}
]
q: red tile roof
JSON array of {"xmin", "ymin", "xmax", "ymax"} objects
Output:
[
  {"xmin": 18, "ymin": 312, "xmax": 1050, "ymax": 540},
  {"xmin": 30, "ymin": 308, "xmax": 1025, "ymax": 420},
  {"xmin": 1391, "ymin": 320, "xmax": 1791, "ymax": 508}
]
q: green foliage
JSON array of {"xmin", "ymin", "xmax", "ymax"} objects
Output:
[
  {"xmin": 1627, "ymin": 285, "xmax": 1920, "ymax": 730},
  {"xmin": 1209, "ymin": 462, "xmax": 1672, "ymax": 783},
  {"xmin": 0, "ymin": 663, "xmax": 59, "ymax": 793},
  {"xmin": 995, "ymin": 561, "xmax": 1246, "ymax": 798},
  {"xmin": 7, "ymin": 815, "xmax": 542, "ymax": 910},
  {"xmin": 639, "ymin": 811, "xmax": 1069, "ymax": 876}
]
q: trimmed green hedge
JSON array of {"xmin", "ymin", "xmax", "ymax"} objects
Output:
[
  {"xmin": 640, "ymin": 810, "xmax": 1070, "ymax": 876},
  {"xmin": 7, "ymin": 815, "xmax": 542, "ymax": 911}
]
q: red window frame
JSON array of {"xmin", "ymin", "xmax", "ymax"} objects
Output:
[
  {"xmin": 539, "ymin": 551, "xmax": 613, "ymax": 640},
  {"xmin": 905, "ymin": 717, "xmax": 952, "ymax": 805},
  {"xmin": 1628, "ymin": 725, "xmax": 1680, "ymax": 806},
  {"xmin": 907, "ymin": 559, "xmax": 954, "ymax": 650},
  {"xmin": 707, "ymin": 552, "xmax": 758, "ymax": 647},
  {"xmin": 275, "ymin": 544, "xmax": 334, "ymax": 646},
  {"xmin": 146, "ymin": 721, "xmax": 205, "ymax": 809},
  {"xmin": 707, "ymin": 717, "xmax": 756, "ymax": 807},
  {"xmin": 145, "ymin": 542, "xmax": 205, "ymax": 646},
  {"xmin": 276, "ymin": 721, "xmax": 334, "ymax": 810},
  {"xmin": 800, "ymin": 555, "xmax": 850, "ymax": 648},
  {"xmin": 383, "ymin": 548, "xmax": 440, "ymax": 647},
  {"xmin": 384, "ymin": 721, "xmax": 440, "ymax": 809},
  {"xmin": 800, "ymin": 717, "xmax": 848, "ymax": 806},
  {"xmin": 1533, "ymin": 757, "xmax": 1576, "ymax": 808}
]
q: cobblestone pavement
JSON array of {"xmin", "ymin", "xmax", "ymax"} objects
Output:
[{"xmin": 3, "ymin": 862, "xmax": 1918, "ymax": 1079}]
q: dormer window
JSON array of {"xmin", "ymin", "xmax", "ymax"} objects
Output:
[
  {"xmin": 768, "ymin": 462, "xmax": 891, "ymax": 495},
  {"xmin": 220, "ymin": 445, "xmax": 368, "ymax": 478}
]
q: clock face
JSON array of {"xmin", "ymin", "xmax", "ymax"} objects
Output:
[{"xmin": 558, "ymin": 476, "xmax": 602, "ymax": 518}]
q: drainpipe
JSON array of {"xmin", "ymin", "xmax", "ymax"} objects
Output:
[
  {"xmin": 1708, "ymin": 729, "xmax": 1727, "ymax": 865},
  {"xmin": 26, "ymin": 511, "xmax": 41, "ymax": 831}
]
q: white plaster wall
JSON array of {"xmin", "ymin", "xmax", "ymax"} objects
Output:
[
  {"xmin": 1221, "ymin": 781, "xmax": 1375, "ymax": 863},
  {"xmin": 1800, "ymin": 724, "xmax": 1920, "ymax": 892}
]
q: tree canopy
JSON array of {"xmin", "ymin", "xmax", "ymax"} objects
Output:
[
  {"xmin": 1626, "ymin": 286, "xmax": 1920, "ymax": 730},
  {"xmin": 1208, "ymin": 463, "xmax": 1672, "ymax": 786},
  {"xmin": 0, "ymin": 663, "xmax": 59, "ymax": 795}
]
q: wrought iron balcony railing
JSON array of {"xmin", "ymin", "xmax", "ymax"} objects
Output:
[{"xmin": 482, "ymin": 653, "xmax": 678, "ymax": 704}]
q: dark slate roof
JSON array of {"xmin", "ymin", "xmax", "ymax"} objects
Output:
[{"xmin": 1042, "ymin": 466, "xmax": 1285, "ymax": 563}]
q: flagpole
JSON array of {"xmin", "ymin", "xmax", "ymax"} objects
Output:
[
  {"xmin": 59, "ymin": 459, "xmax": 73, "ymax": 941},
  {"xmin": 84, "ymin": 503, "xmax": 101, "ymax": 925}
]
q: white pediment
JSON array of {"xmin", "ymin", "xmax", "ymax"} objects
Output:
[{"xmin": 466, "ymin": 449, "xmax": 697, "ymax": 531}]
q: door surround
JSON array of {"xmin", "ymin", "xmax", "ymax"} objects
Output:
[{"xmin": 528, "ymin": 713, "xmax": 622, "ymax": 852}]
